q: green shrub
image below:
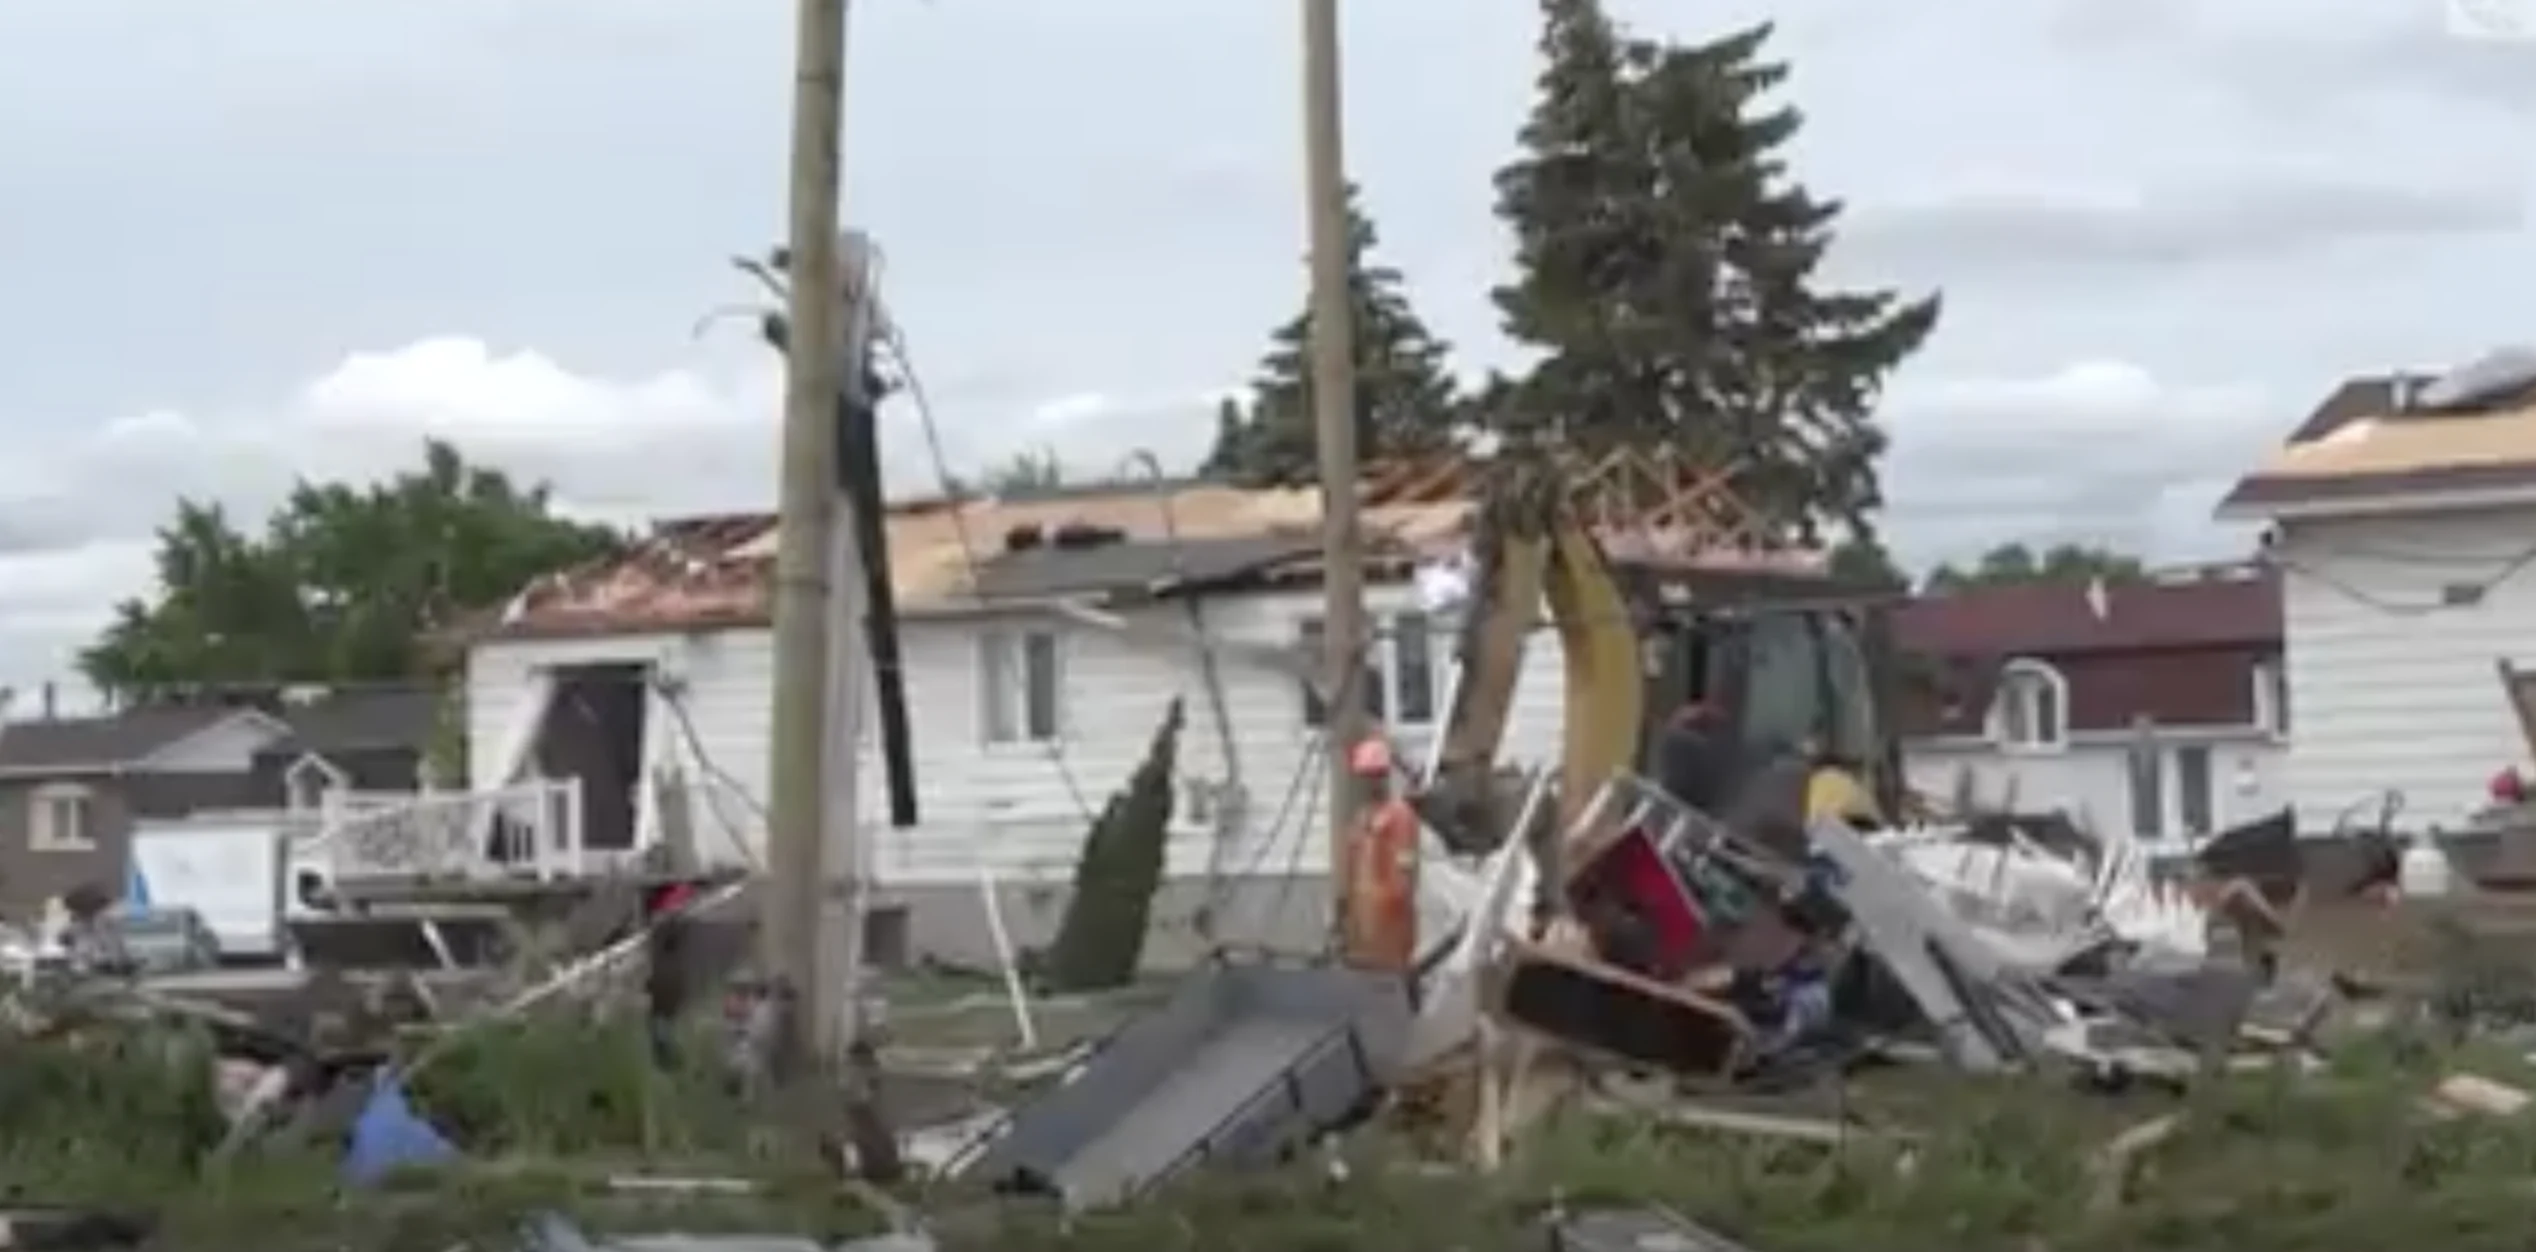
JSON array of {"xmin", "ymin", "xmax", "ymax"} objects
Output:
[{"xmin": 1044, "ymin": 700, "xmax": 1182, "ymax": 992}]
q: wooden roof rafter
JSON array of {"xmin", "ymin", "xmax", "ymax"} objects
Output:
[{"xmin": 1559, "ymin": 445, "xmax": 1778, "ymax": 555}]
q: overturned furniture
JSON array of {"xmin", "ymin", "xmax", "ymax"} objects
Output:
[{"xmin": 969, "ymin": 961, "xmax": 1412, "ymax": 1210}]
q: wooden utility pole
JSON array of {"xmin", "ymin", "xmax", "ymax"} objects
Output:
[
  {"xmin": 1302, "ymin": 0, "xmax": 1367, "ymax": 901},
  {"xmin": 763, "ymin": 0, "xmax": 852, "ymax": 1067}
]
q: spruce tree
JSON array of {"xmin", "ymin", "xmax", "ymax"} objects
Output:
[
  {"xmin": 1492, "ymin": 4, "xmax": 1939, "ymax": 537},
  {"xmin": 1487, "ymin": 0, "xmax": 1656, "ymax": 449},
  {"xmin": 1203, "ymin": 185, "xmax": 1462, "ymax": 485}
]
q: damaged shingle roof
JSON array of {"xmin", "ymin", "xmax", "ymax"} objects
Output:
[
  {"xmin": 2221, "ymin": 368, "xmax": 2536, "ymax": 514},
  {"xmin": 967, "ymin": 533, "xmax": 1328, "ymax": 601},
  {"xmin": 482, "ymin": 452, "xmax": 1809, "ymax": 642}
]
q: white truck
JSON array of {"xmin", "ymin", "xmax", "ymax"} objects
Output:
[{"xmin": 128, "ymin": 813, "xmax": 316, "ymax": 965}]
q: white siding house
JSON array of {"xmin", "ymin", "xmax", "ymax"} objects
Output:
[
  {"xmin": 463, "ymin": 510, "xmax": 1571, "ymax": 968},
  {"xmin": 2260, "ymin": 510, "xmax": 2535, "ymax": 836},
  {"xmin": 1889, "ymin": 570, "xmax": 2288, "ymax": 847},
  {"xmin": 2219, "ymin": 370, "xmax": 2536, "ymax": 838}
]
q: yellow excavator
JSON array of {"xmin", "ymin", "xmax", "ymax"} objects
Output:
[{"xmin": 1419, "ymin": 460, "xmax": 1902, "ymax": 857}]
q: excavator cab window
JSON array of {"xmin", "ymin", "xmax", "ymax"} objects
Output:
[
  {"xmin": 1733, "ymin": 608, "xmax": 1879, "ymax": 769},
  {"xmin": 1816, "ymin": 612, "xmax": 1880, "ymax": 768},
  {"xmin": 1738, "ymin": 612, "xmax": 1822, "ymax": 760}
]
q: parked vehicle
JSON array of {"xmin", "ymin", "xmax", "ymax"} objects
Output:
[
  {"xmin": 0, "ymin": 922, "xmax": 65, "ymax": 980},
  {"xmin": 105, "ymin": 907, "xmax": 222, "ymax": 976}
]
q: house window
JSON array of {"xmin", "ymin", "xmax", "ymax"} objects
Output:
[
  {"xmin": 2176, "ymin": 745, "xmax": 2214, "ymax": 837},
  {"xmin": 980, "ymin": 627, "xmax": 1062, "ymax": 744},
  {"xmin": 1300, "ymin": 613, "xmax": 1441, "ymax": 729},
  {"xmin": 1989, "ymin": 659, "xmax": 2068, "ymax": 749},
  {"xmin": 2252, "ymin": 660, "xmax": 2289, "ymax": 735},
  {"xmin": 30, "ymin": 783, "xmax": 95, "ymax": 852},
  {"xmin": 285, "ymin": 753, "xmax": 350, "ymax": 812},
  {"xmin": 2127, "ymin": 743, "xmax": 2165, "ymax": 839}
]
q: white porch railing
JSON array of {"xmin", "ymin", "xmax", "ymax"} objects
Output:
[{"xmin": 301, "ymin": 779, "xmax": 586, "ymax": 883}]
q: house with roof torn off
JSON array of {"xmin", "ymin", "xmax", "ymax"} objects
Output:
[
  {"xmin": 1890, "ymin": 567, "xmax": 2287, "ymax": 843},
  {"xmin": 2219, "ymin": 349, "xmax": 2536, "ymax": 837},
  {"xmin": 461, "ymin": 464, "xmax": 1593, "ymax": 969}
]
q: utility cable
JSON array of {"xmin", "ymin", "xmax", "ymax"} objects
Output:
[
  {"xmin": 2264, "ymin": 541, "xmax": 2536, "ymax": 617},
  {"xmin": 654, "ymin": 678, "xmax": 766, "ymax": 870}
]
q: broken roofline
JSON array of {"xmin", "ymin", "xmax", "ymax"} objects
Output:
[
  {"xmin": 2216, "ymin": 369, "xmax": 2536, "ymax": 520},
  {"xmin": 2217, "ymin": 461, "xmax": 2536, "ymax": 520},
  {"xmin": 477, "ymin": 529, "xmax": 1833, "ymax": 644},
  {"xmin": 475, "ymin": 450, "xmax": 1815, "ymax": 643}
]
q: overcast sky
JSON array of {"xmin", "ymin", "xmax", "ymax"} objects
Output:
[{"xmin": 1, "ymin": 0, "xmax": 2532, "ymax": 693}]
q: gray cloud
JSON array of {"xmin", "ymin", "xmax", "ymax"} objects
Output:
[
  {"xmin": 1847, "ymin": 175, "xmax": 2524, "ymax": 275},
  {"xmin": 1875, "ymin": 361, "xmax": 2279, "ymax": 569},
  {"xmin": 4, "ymin": 0, "xmax": 2534, "ymax": 689},
  {"xmin": 2051, "ymin": 0, "xmax": 2536, "ymax": 119}
]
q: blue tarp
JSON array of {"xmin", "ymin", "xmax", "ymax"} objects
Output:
[{"xmin": 341, "ymin": 1072, "xmax": 459, "ymax": 1186}]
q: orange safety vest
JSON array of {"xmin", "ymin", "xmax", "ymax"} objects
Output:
[{"xmin": 1342, "ymin": 797, "xmax": 1420, "ymax": 972}]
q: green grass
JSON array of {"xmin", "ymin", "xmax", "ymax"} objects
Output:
[
  {"xmin": 0, "ymin": 1017, "xmax": 889, "ymax": 1250},
  {"xmin": 15, "ymin": 1006, "xmax": 2536, "ymax": 1251}
]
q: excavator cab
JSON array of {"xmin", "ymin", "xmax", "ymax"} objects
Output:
[
  {"xmin": 1418, "ymin": 456, "xmax": 1904, "ymax": 855},
  {"xmin": 1632, "ymin": 575, "xmax": 1899, "ymax": 837}
]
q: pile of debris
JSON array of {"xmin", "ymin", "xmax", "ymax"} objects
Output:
[{"xmin": 944, "ymin": 770, "xmax": 2406, "ymax": 1211}]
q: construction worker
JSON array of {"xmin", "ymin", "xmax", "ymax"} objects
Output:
[{"xmin": 1340, "ymin": 735, "xmax": 1420, "ymax": 973}]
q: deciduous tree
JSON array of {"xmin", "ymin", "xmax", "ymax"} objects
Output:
[
  {"xmin": 1924, "ymin": 541, "xmax": 2147, "ymax": 592},
  {"xmin": 78, "ymin": 440, "xmax": 621, "ymax": 699}
]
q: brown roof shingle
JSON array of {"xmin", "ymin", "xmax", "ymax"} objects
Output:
[
  {"xmin": 1890, "ymin": 572, "xmax": 2282, "ymax": 738},
  {"xmin": 1891, "ymin": 570, "xmax": 2281, "ymax": 657}
]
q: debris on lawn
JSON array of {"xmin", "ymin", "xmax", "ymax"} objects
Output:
[{"xmin": 17, "ymin": 768, "xmax": 2536, "ymax": 1249}]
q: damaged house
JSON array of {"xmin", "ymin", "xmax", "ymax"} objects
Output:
[
  {"xmin": 2220, "ymin": 356, "xmax": 2536, "ymax": 840},
  {"xmin": 460, "ymin": 453, "xmax": 1805, "ymax": 972},
  {"xmin": 463, "ymin": 465, "xmax": 1593, "ymax": 970}
]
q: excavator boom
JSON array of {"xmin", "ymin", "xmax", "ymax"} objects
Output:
[{"xmin": 1417, "ymin": 461, "xmax": 1894, "ymax": 856}]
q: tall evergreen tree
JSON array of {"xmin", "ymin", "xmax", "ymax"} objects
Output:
[
  {"xmin": 1491, "ymin": 3, "xmax": 1939, "ymax": 537},
  {"xmin": 1203, "ymin": 185, "xmax": 1462, "ymax": 485}
]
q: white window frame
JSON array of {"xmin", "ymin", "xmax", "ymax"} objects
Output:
[
  {"xmin": 1298, "ymin": 611, "xmax": 1443, "ymax": 732},
  {"xmin": 979, "ymin": 626, "xmax": 1064, "ymax": 746},
  {"xmin": 29, "ymin": 782, "xmax": 96, "ymax": 852},
  {"xmin": 1988, "ymin": 658, "xmax": 2069, "ymax": 752},
  {"xmin": 2174, "ymin": 743, "xmax": 2216, "ymax": 839},
  {"xmin": 285, "ymin": 752, "xmax": 351, "ymax": 813},
  {"xmin": 2128, "ymin": 741, "xmax": 2165, "ymax": 839},
  {"xmin": 2251, "ymin": 658, "xmax": 2288, "ymax": 739}
]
